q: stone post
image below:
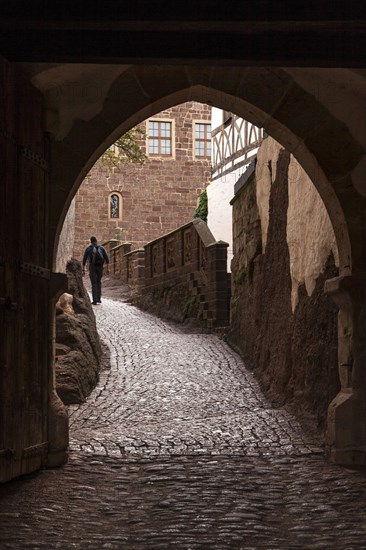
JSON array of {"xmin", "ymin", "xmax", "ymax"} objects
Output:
[
  {"xmin": 47, "ymin": 272, "xmax": 69, "ymax": 467},
  {"xmin": 133, "ymin": 249, "xmax": 146, "ymax": 289},
  {"xmin": 207, "ymin": 240, "xmax": 230, "ymax": 327},
  {"xmin": 102, "ymin": 239, "xmax": 120, "ymax": 256},
  {"xmin": 124, "ymin": 249, "xmax": 145, "ymax": 288},
  {"xmin": 325, "ymin": 273, "xmax": 366, "ymax": 465},
  {"xmin": 113, "ymin": 243, "xmax": 131, "ymax": 276}
]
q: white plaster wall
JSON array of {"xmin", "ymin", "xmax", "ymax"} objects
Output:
[
  {"xmin": 209, "ymin": 107, "xmax": 260, "ymax": 271},
  {"xmin": 211, "ymin": 106, "xmax": 223, "ymax": 131},
  {"xmin": 255, "ymin": 136, "xmax": 339, "ymax": 311},
  {"xmin": 207, "ymin": 170, "xmax": 240, "ymax": 270}
]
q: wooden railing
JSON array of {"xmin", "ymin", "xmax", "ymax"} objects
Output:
[{"xmin": 211, "ymin": 116, "xmax": 263, "ymax": 179}]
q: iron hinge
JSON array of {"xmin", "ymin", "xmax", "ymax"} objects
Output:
[
  {"xmin": 22, "ymin": 442, "xmax": 48, "ymax": 459},
  {"xmin": 20, "ymin": 146, "xmax": 49, "ymax": 172},
  {"xmin": 20, "ymin": 262, "xmax": 51, "ymax": 280}
]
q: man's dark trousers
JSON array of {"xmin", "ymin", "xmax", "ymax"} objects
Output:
[{"xmin": 89, "ymin": 264, "xmax": 103, "ymax": 303}]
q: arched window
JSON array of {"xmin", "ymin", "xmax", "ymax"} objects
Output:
[{"xmin": 109, "ymin": 192, "xmax": 122, "ymax": 221}]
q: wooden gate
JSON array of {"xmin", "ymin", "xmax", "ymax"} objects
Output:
[{"xmin": 0, "ymin": 57, "xmax": 50, "ymax": 482}]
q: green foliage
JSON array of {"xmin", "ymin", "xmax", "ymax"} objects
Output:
[
  {"xmin": 100, "ymin": 127, "xmax": 147, "ymax": 171},
  {"xmin": 193, "ymin": 188, "xmax": 208, "ymax": 222}
]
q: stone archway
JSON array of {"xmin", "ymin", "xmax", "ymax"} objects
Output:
[
  {"xmin": 23, "ymin": 63, "xmax": 366, "ymax": 465},
  {"xmin": 32, "ymin": 66, "xmax": 363, "ymax": 271}
]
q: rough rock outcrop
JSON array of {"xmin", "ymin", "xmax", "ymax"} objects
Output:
[
  {"xmin": 55, "ymin": 259, "xmax": 102, "ymax": 404},
  {"xmin": 229, "ymin": 148, "xmax": 340, "ymax": 435}
]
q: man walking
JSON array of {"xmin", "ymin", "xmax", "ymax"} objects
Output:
[{"xmin": 82, "ymin": 236, "xmax": 109, "ymax": 305}]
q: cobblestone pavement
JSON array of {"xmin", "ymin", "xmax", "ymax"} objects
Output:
[
  {"xmin": 69, "ymin": 299, "xmax": 323, "ymax": 460},
  {"xmin": 1, "ymin": 298, "xmax": 366, "ymax": 549}
]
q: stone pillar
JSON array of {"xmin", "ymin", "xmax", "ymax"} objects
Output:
[
  {"xmin": 207, "ymin": 240, "xmax": 230, "ymax": 327},
  {"xmin": 123, "ymin": 249, "xmax": 145, "ymax": 288},
  {"xmin": 325, "ymin": 273, "xmax": 366, "ymax": 465},
  {"xmin": 133, "ymin": 249, "xmax": 146, "ymax": 289},
  {"xmin": 47, "ymin": 273, "xmax": 69, "ymax": 467},
  {"xmin": 120, "ymin": 243, "xmax": 132, "ymax": 277}
]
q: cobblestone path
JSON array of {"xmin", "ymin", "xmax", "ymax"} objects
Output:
[
  {"xmin": 69, "ymin": 300, "xmax": 323, "ymax": 460},
  {"xmin": 1, "ymin": 298, "xmax": 366, "ymax": 549}
]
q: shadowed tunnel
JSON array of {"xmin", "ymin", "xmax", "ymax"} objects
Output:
[{"xmin": 0, "ymin": 3, "xmax": 365, "ymax": 484}]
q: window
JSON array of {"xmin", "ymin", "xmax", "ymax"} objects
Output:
[
  {"xmin": 109, "ymin": 192, "xmax": 122, "ymax": 221},
  {"xmin": 194, "ymin": 122, "xmax": 211, "ymax": 158},
  {"xmin": 148, "ymin": 120, "xmax": 173, "ymax": 157}
]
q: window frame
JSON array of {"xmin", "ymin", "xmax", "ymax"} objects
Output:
[
  {"xmin": 193, "ymin": 120, "xmax": 211, "ymax": 160},
  {"xmin": 146, "ymin": 118, "xmax": 175, "ymax": 159}
]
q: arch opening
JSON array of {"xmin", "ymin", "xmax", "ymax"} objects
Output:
[
  {"xmin": 53, "ymin": 90, "xmax": 350, "ymax": 462},
  {"xmin": 43, "ymin": 64, "xmax": 366, "ymax": 466},
  {"xmin": 49, "ymin": 73, "xmax": 354, "ymax": 278}
]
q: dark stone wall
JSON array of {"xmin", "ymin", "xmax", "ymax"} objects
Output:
[{"xmin": 228, "ymin": 149, "xmax": 340, "ymax": 434}]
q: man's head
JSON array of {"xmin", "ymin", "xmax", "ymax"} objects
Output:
[{"xmin": 90, "ymin": 236, "xmax": 97, "ymax": 244}]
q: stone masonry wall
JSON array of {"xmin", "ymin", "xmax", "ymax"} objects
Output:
[
  {"xmin": 229, "ymin": 139, "xmax": 340, "ymax": 434},
  {"xmin": 124, "ymin": 219, "xmax": 230, "ymax": 329},
  {"xmin": 72, "ymin": 102, "xmax": 211, "ymax": 260}
]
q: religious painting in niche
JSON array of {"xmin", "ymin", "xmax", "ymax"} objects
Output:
[{"xmin": 109, "ymin": 192, "xmax": 122, "ymax": 220}]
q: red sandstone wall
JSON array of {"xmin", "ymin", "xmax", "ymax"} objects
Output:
[
  {"xmin": 73, "ymin": 102, "xmax": 211, "ymax": 259},
  {"xmin": 228, "ymin": 150, "xmax": 340, "ymax": 435}
]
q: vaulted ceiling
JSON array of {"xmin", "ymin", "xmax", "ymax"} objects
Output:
[{"xmin": 0, "ymin": 2, "xmax": 365, "ymax": 66}]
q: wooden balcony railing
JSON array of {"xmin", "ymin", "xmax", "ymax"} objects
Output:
[{"xmin": 211, "ymin": 116, "xmax": 263, "ymax": 179}]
